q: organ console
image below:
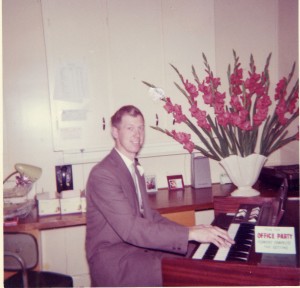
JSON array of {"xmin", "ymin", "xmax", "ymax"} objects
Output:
[{"xmin": 162, "ymin": 181, "xmax": 300, "ymax": 286}]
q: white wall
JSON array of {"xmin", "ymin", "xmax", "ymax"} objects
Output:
[
  {"xmin": 3, "ymin": 0, "xmax": 56, "ymax": 195},
  {"xmin": 3, "ymin": 0, "xmax": 298, "ymax": 197},
  {"xmin": 277, "ymin": 0, "xmax": 299, "ymax": 164}
]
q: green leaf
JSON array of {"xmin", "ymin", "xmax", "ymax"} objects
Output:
[{"xmin": 142, "ymin": 81, "xmax": 156, "ymax": 88}]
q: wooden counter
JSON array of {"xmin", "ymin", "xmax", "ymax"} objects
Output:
[
  {"xmin": 4, "ymin": 182, "xmax": 283, "ymax": 232},
  {"xmin": 3, "ymin": 184, "xmax": 220, "ymax": 232}
]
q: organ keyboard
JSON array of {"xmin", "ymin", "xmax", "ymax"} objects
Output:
[
  {"xmin": 193, "ymin": 223, "xmax": 252, "ymax": 261},
  {"xmin": 192, "ymin": 204, "xmax": 261, "ymax": 262}
]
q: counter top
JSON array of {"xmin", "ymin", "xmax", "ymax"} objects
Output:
[{"xmin": 4, "ymin": 182, "xmax": 285, "ymax": 232}]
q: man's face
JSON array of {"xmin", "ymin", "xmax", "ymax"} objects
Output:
[{"xmin": 112, "ymin": 114, "xmax": 145, "ymax": 160}]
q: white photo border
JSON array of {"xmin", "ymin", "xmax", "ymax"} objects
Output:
[{"xmin": 145, "ymin": 174, "xmax": 157, "ymax": 193}]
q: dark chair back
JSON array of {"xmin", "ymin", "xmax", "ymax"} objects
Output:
[{"xmin": 4, "ymin": 232, "xmax": 73, "ymax": 288}]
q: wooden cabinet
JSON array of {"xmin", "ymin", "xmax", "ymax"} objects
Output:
[
  {"xmin": 40, "ymin": 0, "xmax": 216, "ymax": 161},
  {"xmin": 41, "ymin": 226, "xmax": 90, "ymax": 287},
  {"xmin": 162, "ymin": 210, "xmax": 195, "ymax": 226},
  {"xmin": 41, "ymin": 0, "xmax": 113, "ymax": 153}
]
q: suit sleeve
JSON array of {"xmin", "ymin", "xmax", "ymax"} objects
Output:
[{"xmin": 87, "ymin": 165, "xmax": 189, "ymax": 255}]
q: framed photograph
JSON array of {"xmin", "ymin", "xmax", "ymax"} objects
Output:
[
  {"xmin": 167, "ymin": 175, "xmax": 184, "ymax": 191},
  {"xmin": 145, "ymin": 175, "xmax": 157, "ymax": 193}
]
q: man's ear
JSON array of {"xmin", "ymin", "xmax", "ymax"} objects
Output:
[{"xmin": 111, "ymin": 126, "xmax": 118, "ymax": 140}]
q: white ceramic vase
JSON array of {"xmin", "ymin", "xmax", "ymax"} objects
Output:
[{"xmin": 220, "ymin": 154, "xmax": 267, "ymax": 197}]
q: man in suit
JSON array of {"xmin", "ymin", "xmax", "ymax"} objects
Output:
[{"xmin": 86, "ymin": 105, "xmax": 234, "ymax": 287}]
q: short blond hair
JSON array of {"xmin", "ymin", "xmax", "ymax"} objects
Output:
[{"xmin": 111, "ymin": 105, "xmax": 144, "ymax": 128}]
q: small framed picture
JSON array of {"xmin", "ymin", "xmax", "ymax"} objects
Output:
[
  {"xmin": 145, "ymin": 175, "xmax": 157, "ymax": 193},
  {"xmin": 167, "ymin": 175, "xmax": 184, "ymax": 191}
]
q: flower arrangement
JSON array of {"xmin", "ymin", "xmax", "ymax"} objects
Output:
[{"xmin": 143, "ymin": 51, "xmax": 299, "ymax": 161}]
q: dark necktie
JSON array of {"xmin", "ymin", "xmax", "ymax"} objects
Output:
[{"xmin": 131, "ymin": 163, "xmax": 144, "ymax": 214}]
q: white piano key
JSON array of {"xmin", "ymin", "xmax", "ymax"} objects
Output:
[
  {"xmin": 227, "ymin": 223, "xmax": 240, "ymax": 238},
  {"xmin": 214, "ymin": 223, "xmax": 240, "ymax": 261},
  {"xmin": 192, "ymin": 243, "xmax": 210, "ymax": 259}
]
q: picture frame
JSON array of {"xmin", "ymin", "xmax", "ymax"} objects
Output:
[
  {"xmin": 145, "ymin": 175, "xmax": 157, "ymax": 193},
  {"xmin": 167, "ymin": 175, "xmax": 184, "ymax": 191}
]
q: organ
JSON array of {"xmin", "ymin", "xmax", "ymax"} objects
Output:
[
  {"xmin": 162, "ymin": 182, "xmax": 300, "ymax": 286},
  {"xmin": 193, "ymin": 205, "xmax": 259, "ymax": 262}
]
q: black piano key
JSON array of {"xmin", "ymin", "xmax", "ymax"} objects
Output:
[
  {"xmin": 227, "ymin": 251, "xmax": 250, "ymax": 260},
  {"xmin": 227, "ymin": 256, "xmax": 249, "ymax": 261},
  {"xmin": 202, "ymin": 244, "xmax": 218, "ymax": 260},
  {"xmin": 233, "ymin": 238, "xmax": 253, "ymax": 244},
  {"xmin": 233, "ymin": 234, "xmax": 252, "ymax": 241},
  {"xmin": 230, "ymin": 243, "xmax": 252, "ymax": 251},
  {"xmin": 234, "ymin": 230, "xmax": 254, "ymax": 238},
  {"xmin": 227, "ymin": 255, "xmax": 248, "ymax": 262},
  {"xmin": 238, "ymin": 230, "xmax": 254, "ymax": 236},
  {"xmin": 238, "ymin": 230, "xmax": 255, "ymax": 236},
  {"xmin": 239, "ymin": 224, "xmax": 255, "ymax": 231}
]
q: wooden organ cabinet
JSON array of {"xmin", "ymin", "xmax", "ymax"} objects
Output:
[{"xmin": 162, "ymin": 183, "xmax": 300, "ymax": 286}]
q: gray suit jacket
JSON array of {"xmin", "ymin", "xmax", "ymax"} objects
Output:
[{"xmin": 86, "ymin": 149, "xmax": 189, "ymax": 286}]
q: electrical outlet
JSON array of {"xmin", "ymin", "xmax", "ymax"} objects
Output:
[{"xmin": 55, "ymin": 165, "xmax": 73, "ymax": 193}]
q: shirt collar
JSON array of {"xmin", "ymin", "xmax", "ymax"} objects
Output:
[
  {"xmin": 114, "ymin": 148, "xmax": 134, "ymax": 170},
  {"xmin": 114, "ymin": 148, "xmax": 144, "ymax": 175}
]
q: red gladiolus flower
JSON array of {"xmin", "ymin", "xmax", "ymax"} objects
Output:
[
  {"xmin": 276, "ymin": 99, "xmax": 288, "ymax": 125},
  {"xmin": 215, "ymin": 91, "xmax": 226, "ymax": 103},
  {"xmin": 288, "ymin": 90, "xmax": 299, "ymax": 113},
  {"xmin": 232, "ymin": 86, "xmax": 243, "ymax": 95},
  {"xmin": 230, "ymin": 68, "xmax": 243, "ymax": 85},
  {"xmin": 206, "ymin": 76, "xmax": 221, "ymax": 89},
  {"xmin": 198, "ymin": 81, "xmax": 209, "ymax": 94},
  {"xmin": 245, "ymin": 72, "xmax": 263, "ymax": 95},
  {"xmin": 164, "ymin": 97, "xmax": 174, "ymax": 113},
  {"xmin": 239, "ymin": 109, "xmax": 249, "ymax": 122},
  {"xmin": 183, "ymin": 141, "xmax": 195, "ymax": 153},
  {"xmin": 217, "ymin": 112, "xmax": 231, "ymax": 127},
  {"xmin": 203, "ymin": 91, "xmax": 214, "ymax": 105},
  {"xmin": 275, "ymin": 78, "xmax": 287, "ymax": 100},
  {"xmin": 171, "ymin": 130, "xmax": 195, "ymax": 153},
  {"xmin": 184, "ymin": 80, "xmax": 199, "ymax": 99},
  {"xmin": 230, "ymin": 112, "xmax": 240, "ymax": 125},
  {"xmin": 189, "ymin": 103, "xmax": 211, "ymax": 131},
  {"xmin": 253, "ymin": 94, "xmax": 272, "ymax": 126},
  {"xmin": 173, "ymin": 104, "xmax": 187, "ymax": 124},
  {"xmin": 231, "ymin": 110, "xmax": 249, "ymax": 128},
  {"xmin": 256, "ymin": 95, "xmax": 272, "ymax": 109},
  {"xmin": 239, "ymin": 120, "xmax": 252, "ymax": 131},
  {"xmin": 253, "ymin": 108, "xmax": 268, "ymax": 126},
  {"xmin": 230, "ymin": 95, "xmax": 243, "ymax": 111},
  {"xmin": 214, "ymin": 103, "xmax": 224, "ymax": 114}
]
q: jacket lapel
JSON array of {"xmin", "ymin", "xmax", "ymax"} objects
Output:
[{"xmin": 109, "ymin": 149, "xmax": 141, "ymax": 213}]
